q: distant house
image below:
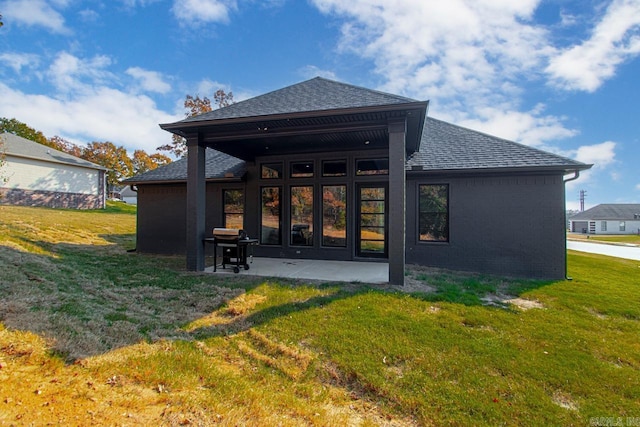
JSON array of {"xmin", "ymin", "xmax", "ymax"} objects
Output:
[
  {"xmin": 569, "ymin": 204, "xmax": 640, "ymax": 235},
  {"xmin": 0, "ymin": 132, "xmax": 106, "ymax": 209},
  {"xmin": 124, "ymin": 77, "xmax": 591, "ymax": 283},
  {"xmin": 120, "ymin": 185, "xmax": 137, "ymax": 204}
]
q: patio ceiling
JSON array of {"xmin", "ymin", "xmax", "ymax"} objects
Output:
[{"xmin": 161, "ymin": 103, "xmax": 427, "ymax": 161}]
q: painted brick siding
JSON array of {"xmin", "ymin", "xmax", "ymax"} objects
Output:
[
  {"xmin": 406, "ymin": 173, "xmax": 567, "ymax": 279},
  {"xmin": 0, "ymin": 188, "xmax": 103, "ymax": 209}
]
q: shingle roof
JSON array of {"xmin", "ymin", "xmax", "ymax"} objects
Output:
[
  {"xmin": 406, "ymin": 117, "xmax": 589, "ymax": 172},
  {"xmin": 123, "ymin": 149, "xmax": 245, "ymax": 184},
  {"xmin": 569, "ymin": 204, "xmax": 640, "ymax": 221},
  {"xmin": 1, "ymin": 132, "xmax": 105, "ymax": 170},
  {"xmin": 178, "ymin": 77, "xmax": 419, "ymax": 123}
]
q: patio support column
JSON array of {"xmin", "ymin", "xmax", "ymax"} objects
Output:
[
  {"xmin": 186, "ymin": 133, "xmax": 206, "ymax": 271},
  {"xmin": 388, "ymin": 118, "xmax": 407, "ymax": 286}
]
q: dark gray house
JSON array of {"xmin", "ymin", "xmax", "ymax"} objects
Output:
[
  {"xmin": 125, "ymin": 78, "xmax": 591, "ymax": 284},
  {"xmin": 569, "ymin": 204, "xmax": 640, "ymax": 235}
]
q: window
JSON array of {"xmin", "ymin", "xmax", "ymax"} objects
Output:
[
  {"xmin": 261, "ymin": 163, "xmax": 282, "ymax": 179},
  {"xmin": 322, "ymin": 185, "xmax": 346, "ymax": 247},
  {"xmin": 356, "ymin": 158, "xmax": 388, "ymax": 176},
  {"xmin": 261, "ymin": 187, "xmax": 281, "ymax": 245},
  {"xmin": 322, "ymin": 160, "xmax": 347, "ymax": 177},
  {"xmin": 620, "ymin": 221, "xmax": 626, "ymax": 232},
  {"xmin": 290, "ymin": 161, "xmax": 314, "ymax": 178},
  {"xmin": 419, "ymin": 184, "xmax": 449, "ymax": 242},
  {"xmin": 601, "ymin": 221, "xmax": 607, "ymax": 232},
  {"xmin": 223, "ymin": 189, "xmax": 244, "ymax": 229},
  {"xmin": 290, "ymin": 186, "xmax": 314, "ymax": 246}
]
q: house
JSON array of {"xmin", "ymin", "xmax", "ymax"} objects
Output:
[
  {"xmin": 569, "ymin": 204, "xmax": 640, "ymax": 235},
  {"xmin": 0, "ymin": 132, "xmax": 106, "ymax": 209},
  {"xmin": 124, "ymin": 77, "xmax": 591, "ymax": 283},
  {"xmin": 119, "ymin": 185, "xmax": 138, "ymax": 204}
]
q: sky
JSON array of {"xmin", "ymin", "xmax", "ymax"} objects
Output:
[{"xmin": 0, "ymin": 0, "xmax": 639, "ymax": 210}]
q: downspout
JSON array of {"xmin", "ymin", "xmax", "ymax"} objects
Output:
[{"xmin": 563, "ymin": 170, "xmax": 581, "ymax": 280}]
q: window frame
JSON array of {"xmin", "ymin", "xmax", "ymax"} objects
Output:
[
  {"xmin": 261, "ymin": 162, "xmax": 283, "ymax": 179},
  {"xmin": 417, "ymin": 184, "xmax": 450, "ymax": 243},
  {"xmin": 260, "ymin": 186, "xmax": 282, "ymax": 245},
  {"xmin": 223, "ymin": 189, "xmax": 244, "ymax": 230}
]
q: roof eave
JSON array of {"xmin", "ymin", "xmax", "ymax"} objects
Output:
[
  {"xmin": 159, "ymin": 101, "xmax": 429, "ymax": 134},
  {"xmin": 406, "ymin": 164, "xmax": 593, "ymax": 176}
]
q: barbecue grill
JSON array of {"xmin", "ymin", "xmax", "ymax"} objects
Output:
[{"xmin": 208, "ymin": 228, "xmax": 258, "ymax": 273}]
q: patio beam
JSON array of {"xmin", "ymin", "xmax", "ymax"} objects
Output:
[
  {"xmin": 388, "ymin": 118, "xmax": 407, "ymax": 286},
  {"xmin": 186, "ymin": 133, "xmax": 206, "ymax": 271}
]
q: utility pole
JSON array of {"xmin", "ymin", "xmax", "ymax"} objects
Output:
[{"xmin": 579, "ymin": 190, "xmax": 586, "ymax": 212}]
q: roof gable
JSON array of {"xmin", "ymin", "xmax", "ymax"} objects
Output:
[
  {"xmin": 1, "ymin": 132, "xmax": 105, "ymax": 171},
  {"xmin": 569, "ymin": 204, "xmax": 640, "ymax": 220},
  {"xmin": 179, "ymin": 77, "xmax": 419, "ymax": 123},
  {"xmin": 407, "ymin": 117, "xmax": 590, "ymax": 173}
]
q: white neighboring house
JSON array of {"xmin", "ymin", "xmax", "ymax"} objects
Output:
[
  {"xmin": 569, "ymin": 204, "xmax": 640, "ymax": 235},
  {"xmin": 119, "ymin": 185, "xmax": 137, "ymax": 205},
  {"xmin": 0, "ymin": 132, "xmax": 107, "ymax": 209}
]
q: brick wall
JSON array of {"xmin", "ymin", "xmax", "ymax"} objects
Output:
[{"xmin": 0, "ymin": 188, "xmax": 104, "ymax": 209}]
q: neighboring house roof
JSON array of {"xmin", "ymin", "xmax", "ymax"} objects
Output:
[
  {"xmin": 1, "ymin": 132, "xmax": 106, "ymax": 171},
  {"xmin": 178, "ymin": 77, "xmax": 419, "ymax": 123},
  {"xmin": 124, "ymin": 149, "xmax": 245, "ymax": 184},
  {"xmin": 407, "ymin": 117, "xmax": 589, "ymax": 173},
  {"xmin": 569, "ymin": 204, "xmax": 640, "ymax": 221}
]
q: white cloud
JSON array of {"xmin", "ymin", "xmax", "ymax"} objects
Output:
[
  {"xmin": 0, "ymin": 52, "xmax": 40, "ymax": 73},
  {"xmin": 0, "ymin": 0, "xmax": 69, "ymax": 33},
  {"xmin": 47, "ymin": 52, "xmax": 114, "ymax": 93},
  {"xmin": 172, "ymin": 0, "xmax": 237, "ymax": 25},
  {"xmin": 573, "ymin": 141, "xmax": 617, "ymax": 168},
  {"xmin": 636, "ymin": 183, "xmax": 640, "ymax": 190},
  {"xmin": 126, "ymin": 67, "xmax": 172, "ymax": 94},
  {"xmin": 0, "ymin": 82, "xmax": 181, "ymax": 153},
  {"xmin": 0, "ymin": 51, "xmax": 181, "ymax": 153},
  {"xmin": 546, "ymin": 0, "xmax": 640, "ymax": 92},
  {"xmin": 454, "ymin": 104, "xmax": 577, "ymax": 148}
]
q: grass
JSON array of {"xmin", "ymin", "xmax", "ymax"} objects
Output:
[
  {"xmin": 568, "ymin": 233, "xmax": 640, "ymax": 245},
  {"xmin": 1, "ymin": 202, "xmax": 639, "ymax": 425}
]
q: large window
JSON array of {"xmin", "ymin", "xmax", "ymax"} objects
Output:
[
  {"xmin": 620, "ymin": 221, "xmax": 626, "ymax": 232},
  {"xmin": 290, "ymin": 186, "xmax": 314, "ymax": 246},
  {"xmin": 223, "ymin": 189, "xmax": 244, "ymax": 229},
  {"xmin": 261, "ymin": 187, "xmax": 281, "ymax": 245},
  {"xmin": 322, "ymin": 185, "xmax": 347, "ymax": 247},
  {"xmin": 419, "ymin": 184, "xmax": 449, "ymax": 242}
]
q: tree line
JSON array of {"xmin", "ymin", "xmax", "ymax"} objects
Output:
[
  {"xmin": 0, "ymin": 89, "xmax": 234, "ymax": 191},
  {"xmin": 0, "ymin": 117, "xmax": 171, "ymax": 191}
]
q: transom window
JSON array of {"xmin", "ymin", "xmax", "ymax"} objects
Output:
[
  {"xmin": 322, "ymin": 160, "xmax": 347, "ymax": 177},
  {"xmin": 356, "ymin": 158, "xmax": 388, "ymax": 176},
  {"xmin": 290, "ymin": 161, "xmax": 314, "ymax": 178},
  {"xmin": 261, "ymin": 163, "xmax": 282, "ymax": 179},
  {"xmin": 419, "ymin": 184, "xmax": 449, "ymax": 242}
]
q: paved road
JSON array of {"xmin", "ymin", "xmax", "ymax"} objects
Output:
[{"xmin": 567, "ymin": 240, "xmax": 640, "ymax": 261}]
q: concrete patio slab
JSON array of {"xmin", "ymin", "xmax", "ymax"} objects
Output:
[{"xmin": 205, "ymin": 257, "xmax": 389, "ymax": 284}]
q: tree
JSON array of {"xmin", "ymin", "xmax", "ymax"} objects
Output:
[
  {"xmin": 48, "ymin": 135, "xmax": 84, "ymax": 157},
  {"xmin": 132, "ymin": 149, "xmax": 171, "ymax": 175},
  {"xmin": 0, "ymin": 117, "xmax": 49, "ymax": 146},
  {"xmin": 1, "ymin": 13, "xmax": 4, "ymax": 28},
  {"xmin": 82, "ymin": 141, "xmax": 133, "ymax": 191},
  {"xmin": 157, "ymin": 89, "xmax": 234, "ymax": 157}
]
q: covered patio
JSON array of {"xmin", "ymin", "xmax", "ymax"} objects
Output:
[{"xmin": 205, "ymin": 257, "xmax": 389, "ymax": 284}]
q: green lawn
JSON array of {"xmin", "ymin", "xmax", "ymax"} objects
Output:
[{"xmin": 1, "ymin": 203, "xmax": 638, "ymax": 425}]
